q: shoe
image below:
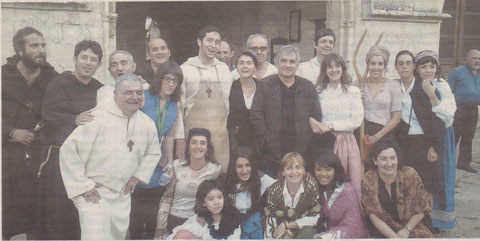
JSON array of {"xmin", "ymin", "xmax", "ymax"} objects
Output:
[{"xmin": 457, "ymin": 164, "xmax": 478, "ymax": 173}]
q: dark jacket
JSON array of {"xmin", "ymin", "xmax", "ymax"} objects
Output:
[
  {"xmin": 227, "ymin": 78, "xmax": 258, "ymax": 152},
  {"xmin": 136, "ymin": 60, "xmax": 155, "ymax": 85},
  {"xmin": 41, "ymin": 71, "xmax": 103, "ymax": 146},
  {"xmin": 1, "ymin": 54, "xmax": 58, "ymax": 237},
  {"xmin": 250, "ymin": 74, "xmax": 321, "ymax": 165}
]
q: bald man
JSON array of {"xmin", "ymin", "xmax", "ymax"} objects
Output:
[
  {"xmin": 448, "ymin": 49, "xmax": 480, "ymax": 173},
  {"xmin": 232, "ymin": 34, "xmax": 277, "ymax": 80},
  {"xmin": 136, "ymin": 38, "xmax": 171, "ymax": 85}
]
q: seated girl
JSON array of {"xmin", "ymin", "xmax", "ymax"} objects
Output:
[
  {"xmin": 168, "ymin": 179, "xmax": 242, "ymax": 240},
  {"xmin": 312, "ymin": 150, "xmax": 369, "ymax": 239},
  {"xmin": 224, "ymin": 146, "xmax": 275, "ymax": 239}
]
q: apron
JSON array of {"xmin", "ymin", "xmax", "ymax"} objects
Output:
[{"xmin": 184, "ymin": 67, "xmax": 229, "ymax": 171}]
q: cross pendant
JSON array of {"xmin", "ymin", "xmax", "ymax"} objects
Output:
[
  {"xmin": 127, "ymin": 140, "xmax": 134, "ymax": 152},
  {"xmin": 206, "ymin": 87, "xmax": 212, "ymax": 97}
]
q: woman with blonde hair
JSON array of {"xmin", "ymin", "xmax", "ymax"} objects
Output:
[{"xmin": 263, "ymin": 152, "xmax": 321, "ymax": 239}]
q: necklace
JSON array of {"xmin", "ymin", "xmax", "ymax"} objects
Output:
[
  {"xmin": 189, "ymin": 161, "xmax": 207, "ymax": 171},
  {"xmin": 197, "ymin": 66, "xmax": 219, "ymax": 97},
  {"xmin": 126, "ymin": 115, "xmax": 137, "ymax": 152}
]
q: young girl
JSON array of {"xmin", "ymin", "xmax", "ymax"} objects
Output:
[
  {"xmin": 312, "ymin": 150, "xmax": 369, "ymax": 239},
  {"xmin": 168, "ymin": 179, "xmax": 242, "ymax": 240},
  {"xmin": 224, "ymin": 146, "xmax": 275, "ymax": 239}
]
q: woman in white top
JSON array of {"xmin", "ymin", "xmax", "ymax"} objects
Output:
[
  {"xmin": 224, "ymin": 146, "xmax": 275, "ymax": 239},
  {"xmin": 310, "ymin": 53, "xmax": 364, "ymax": 198},
  {"xmin": 264, "ymin": 152, "xmax": 321, "ymax": 239},
  {"xmin": 155, "ymin": 128, "xmax": 222, "ymax": 239},
  {"xmin": 168, "ymin": 179, "xmax": 242, "ymax": 240}
]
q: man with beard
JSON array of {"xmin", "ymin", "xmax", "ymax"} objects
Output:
[
  {"xmin": 232, "ymin": 34, "xmax": 277, "ymax": 80},
  {"xmin": 60, "ymin": 74, "xmax": 161, "ymax": 240},
  {"xmin": 35, "ymin": 40, "xmax": 103, "ymax": 239},
  {"xmin": 2, "ymin": 26, "xmax": 58, "ymax": 240},
  {"xmin": 297, "ymin": 28, "xmax": 336, "ymax": 85},
  {"xmin": 250, "ymin": 45, "xmax": 321, "ymax": 178},
  {"xmin": 216, "ymin": 39, "xmax": 235, "ymax": 71},
  {"xmin": 181, "ymin": 25, "xmax": 233, "ymax": 170}
]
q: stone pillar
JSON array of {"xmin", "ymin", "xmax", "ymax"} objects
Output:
[{"xmin": 326, "ymin": 0, "xmax": 450, "ymax": 81}]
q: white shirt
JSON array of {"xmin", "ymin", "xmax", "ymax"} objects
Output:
[
  {"xmin": 168, "ymin": 214, "xmax": 241, "ymax": 240},
  {"xmin": 319, "ymin": 85, "xmax": 364, "ymax": 131},
  {"xmin": 231, "ymin": 174, "xmax": 275, "ymax": 214},
  {"xmin": 400, "ymin": 78, "xmax": 456, "ymax": 134},
  {"xmin": 59, "ymin": 99, "xmax": 161, "ymax": 199},
  {"xmin": 231, "ymin": 62, "xmax": 278, "ymax": 80},
  {"xmin": 170, "ymin": 159, "xmax": 222, "ymax": 218},
  {"xmin": 297, "ymin": 57, "xmax": 321, "ymax": 85}
]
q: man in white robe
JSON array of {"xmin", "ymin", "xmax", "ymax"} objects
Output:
[
  {"xmin": 60, "ymin": 73, "xmax": 161, "ymax": 240},
  {"xmin": 180, "ymin": 25, "xmax": 233, "ymax": 170}
]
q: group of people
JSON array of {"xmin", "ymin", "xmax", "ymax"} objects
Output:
[{"xmin": 2, "ymin": 23, "xmax": 480, "ymax": 240}]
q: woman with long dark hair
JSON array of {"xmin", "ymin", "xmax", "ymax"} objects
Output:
[
  {"xmin": 168, "ymin": 179, "xmax": 242, "ymax": 239},
  {"xmin": 154, "ymin": 128, "xmax": 222, "ymax": 239},
  {"xmin": 312, "ymin": 150, "xmax": 369, "ymax": 239},
  {"xmin": 310, "ymin": 53, "xmax": 364, "ymax": 197},
  {"xmin": 224, "ymin": 146, "xmax": 275, "ymax": 239}
]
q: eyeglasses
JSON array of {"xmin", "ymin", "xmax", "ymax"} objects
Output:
[
  {"xmin": 248, "ymin": 46, "xmax": 268, "ymax": 52},
  {"xmin": 163, "ymin": 76, "xmax": 179, "ymax": 85}
]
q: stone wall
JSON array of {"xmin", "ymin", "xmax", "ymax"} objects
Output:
[{"xmin": 1, "ymin": 2, "xmax": 117, "ymax": 85}]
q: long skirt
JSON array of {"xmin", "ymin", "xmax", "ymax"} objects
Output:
[
  {"xmin": 432, "ymin": 126, "xmax": 456, "ymax": 229},
  {"xmin": 333, "ymin": 131, "xmax": 362, "ymax": 199}
]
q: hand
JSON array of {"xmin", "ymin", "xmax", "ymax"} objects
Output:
[
  {"xmin": 397, "ymin": 227, "xmax": 410, "ymax": 238},
  {"xmin": 421, "ymin": 80, "xmax": 436, "ymax": 97},
  {"xmin": 175, "ymin": 139, "xmax": 186, "ymax": 160},
  {"xmin": 123, "ymin": 176, "xmax": 140, "ymax": 194},
  {"xmin": 75, "ymin": 110, "xmax": 94, "ymax": 125},
  {"xmin": 310, "ymin": 118, "xmax": 331, "ymax": 134},
  {"xmin": 427, "ymin": 146, "xmax": 438, "ymax": 162},
  {"xmin": 10, "ymin": 129, "xmax": 34, "ymax": 145},
  {"xmin": 81, "ymin": 185, "xmax": 102, "ymax": 203},
  {"xmin": 273, "ymin": 222, "xmax": 287, "ymax": 239},
  {"xmin": 368, "ymin": 135, "xmax": 380, "ymax": 145}
]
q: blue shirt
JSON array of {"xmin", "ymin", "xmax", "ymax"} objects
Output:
[{"xmin": 447, "ymin": 65, "xmax": 480, "ymax": 105}]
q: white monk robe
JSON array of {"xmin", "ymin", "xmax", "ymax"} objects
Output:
[
  {"xmin": 297, "ymin": 57, "xmax": 321, "ymax": 85},
  {"xmin": 60, "ymin": 99, "xmax": 161, "ymax": 240},
  {"xmin": 181, "ymin": 56, "xmax": 233, "ymax": 170}
]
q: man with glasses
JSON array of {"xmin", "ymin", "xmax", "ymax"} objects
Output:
[
  {"xmin": 297, "ymin": 28, "xmax": 336, "ymax": 85},
  {"xmin": 232, "ymin": 34, "xmax": 277, "ymax": 80}
]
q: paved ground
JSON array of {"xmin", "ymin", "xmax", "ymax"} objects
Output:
[
  {"xmin": 10, "ymin": 129, "xmax": 480, "ymax": 240},
  {"xmin": 434, "ymin": 127, "xmax": 480, "ymax": 238}
]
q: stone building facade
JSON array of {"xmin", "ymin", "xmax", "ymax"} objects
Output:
[{"xmin": 2, "ymin": 0, "xmax": 477, "ymax": 83}]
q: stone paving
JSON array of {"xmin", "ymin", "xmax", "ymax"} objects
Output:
[{"xmin": 434, "ymin": 127, "xmax": 480, "ymax": 239}]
